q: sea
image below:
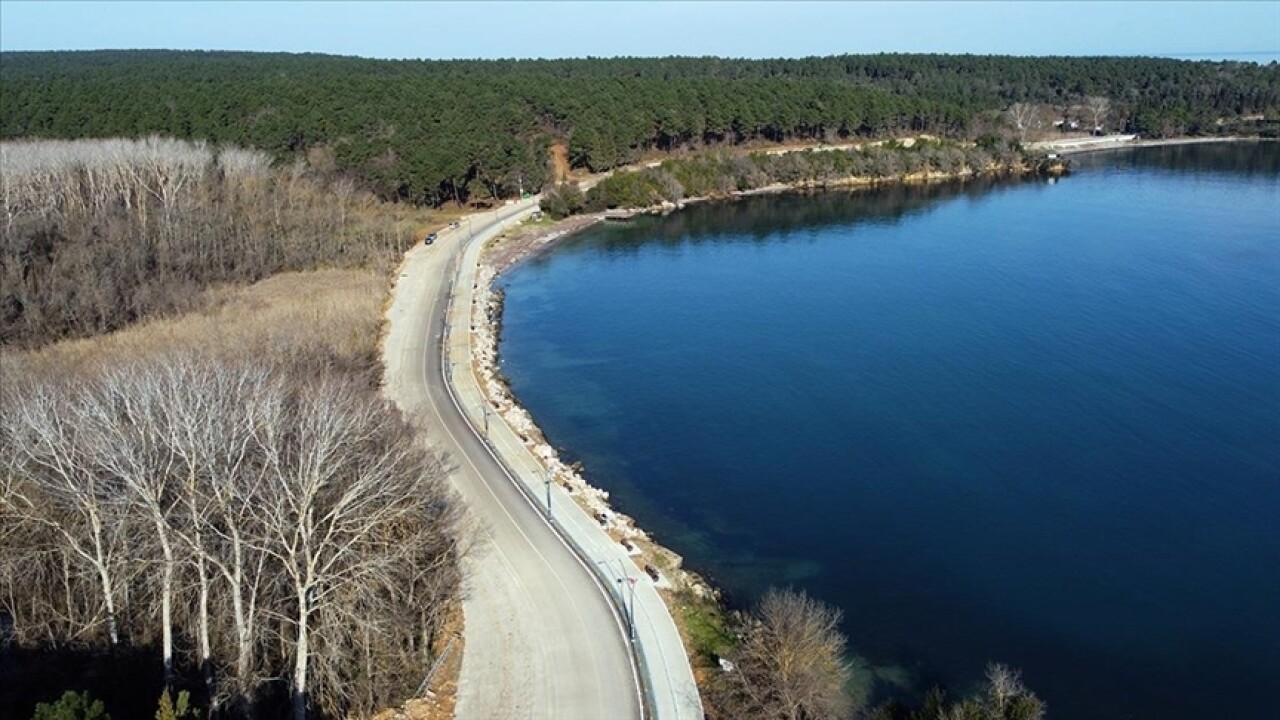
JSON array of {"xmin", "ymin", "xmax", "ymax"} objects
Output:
[{"xmin": 498, "ymin": 143, "xmax": 1280, "ymax": 718}]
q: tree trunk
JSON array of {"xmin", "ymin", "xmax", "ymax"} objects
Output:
[
  {"xmin": 157, "ymin": 520, "xmax": 175, "ymax": 687},
  {"xmin": 230, "ymin": 533, "xmax": 254, "ymax": 684},
  {"xmin": 292, "ymin": 592, "xmax": 310, "ymax": 720},
  {"xmin": 197, "ymin": 554, "xmax": 216, "ymax": 715},
  {"xmin": 96, "ymin": 562, "xmax": 119, "ymax": 646}
]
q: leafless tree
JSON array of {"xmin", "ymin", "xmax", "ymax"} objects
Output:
[
  {"xmin": 160, "ymin": 356, "xmax": 277, "ymax": 708},
  {"xmin": 0, "ymin": 351, "xmax": 462, "ymax": 719},
  {"xmin": 246, "ymin": 376, "xmax": 456, "ymax": 720},
  {"xmin": 726, "ymin": 588, "xmax": 854, "ymax": 720},
  {"xmin": 333, "ymin": 177, "xmax": 356, "ymax": 231},
  {"xmin": 1, "ymin": 380, "xmax": 131, "ymax": 646},
  {"xmin": 1083, "ymin": 96, "xmax": 1111, "ymax": 133},
  {"xmin": 1, "ymin": 137, "xmax": 413, "ymax": 348},
  {"xmin": 983, "ymin": 663, "xmax": 1045, "ymax": 720},
  {"xmin": 1006, "ymin": 103, "xmax": 1044, "ymax": 144},
  {"xmin": 81, "ymin": 364, "xmax": 212, "ymax": 687}
]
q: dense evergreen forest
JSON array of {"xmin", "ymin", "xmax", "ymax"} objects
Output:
[{"xmin": 2, "ymin": 50, "xmax": 1278, "ymax": 205}]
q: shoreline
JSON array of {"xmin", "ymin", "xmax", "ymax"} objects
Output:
[
  {"xmin": 494, "ymin": 163, "xmax": 1056, "ymax": 275},
  {"xmin": 462, "ymin": 135, "xmax": 1274, "ymax": 699},
  {"xmin": 471, "ymin": 258, "xmax": 714, "ymax": 597},
  {"xmin": 1033, "ymin": 134, "xmax": 1275, "ymax": 155},
  {"xmin": 463, "ymin": 163, "xmax": 1055, "ymax": 689},
  {"xmin": 465, "ymin": 162, "xmax": 1064, "ymax": 666}
]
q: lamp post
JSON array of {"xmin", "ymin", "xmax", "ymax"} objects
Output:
[
  {"xmin": 615, "ymin": 575, "xmax": 636, "ymax": 641},
  {"xmin": 598, "ymin": 560, "xmax": 636, "ymax": 641},
  {"xmin": 544, "ymin": 467, "xmax": 553, "ymax": 517}
]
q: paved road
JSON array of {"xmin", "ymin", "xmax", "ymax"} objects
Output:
[
  {"xmin": 384, "ymin": 202, "xmax": 643, "ymax": 720},
  {"xmin": 444, "ymin": 212, "xmax": 705, "ymax": 720}
]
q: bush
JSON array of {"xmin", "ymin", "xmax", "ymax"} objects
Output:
[
  {"xmin": 153, "ymin": 690, "xmax": 196, "ymax": 720},
  {"xmin": 32, "ymin": 691, "xmax": 110, "ymax": 720},
  {"xmin": 540, "ymin": 183, "xmax": 587, "ymax": 218}
]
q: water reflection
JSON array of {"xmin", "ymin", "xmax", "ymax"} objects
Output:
[
  {"xmin": 1072, "ymin": 140, "xmax": 1280, "ymax": 176},
  {"xmin": 563, "ymin": 176, "xmax": 1048, "ymax": 254},
  {"xmin": 500, "ymin": 143, "xmax": 1280, "ymax": 719}
]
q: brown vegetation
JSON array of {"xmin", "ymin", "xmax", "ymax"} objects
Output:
[
  {"xmin": 13, "ymin": 269, "xmax": 388, "ymax": 387},
  {"xmin": 0, "ymin": 269, "xmax": 462, "ymax": 720},
  {"xmin": 701, "ymin": 587, "xmax": 1048, "ymax": 720},
  {"xmin": 713, "ymin": 588, "xmax": 854, "ymax": 720},
  {"xmin": 0, "ymin": 137, "xmax": 431, "ymax": 349}
]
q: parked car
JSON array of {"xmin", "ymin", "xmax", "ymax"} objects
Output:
[
  {"xmin": 449, "ymin": 221, "xmax": 461, "ymax": 229},
  {"xmin": 424, "ymin": 232, "xmax": 437, "ymax": 245},
  {"xmin": 644, "ymin": 564, "xmax": 660, "ymax": 582}
]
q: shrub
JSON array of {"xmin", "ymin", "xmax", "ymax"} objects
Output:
[{"xmin": 32, "ymin": 691, "xmax": 110, "ymax": 720}]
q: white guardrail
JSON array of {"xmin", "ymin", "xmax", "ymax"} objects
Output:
[{"xmin": 439, "ymin": 200, "xmax": 704, "ymax": 720}]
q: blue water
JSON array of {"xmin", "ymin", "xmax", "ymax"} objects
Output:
[{"xmin": 499, "ymin": 144, "xmax": 1280, "ymax": 719}]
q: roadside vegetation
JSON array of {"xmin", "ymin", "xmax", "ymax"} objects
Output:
[
  {"xmin": 2, "ymin": 51, "xmax": 1276, "ymax": 205},
  {"xmin": 699, "ymin": 588, "xmax": 1044, "ymax": 720}
]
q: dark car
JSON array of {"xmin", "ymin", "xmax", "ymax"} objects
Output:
[
  {"xmin": 644, "ymin": 564, "xmax": 660, "ymax": 582},
  {"xmin": 424, "ymin": 232, "xmax": 437, "ymax": 245}
]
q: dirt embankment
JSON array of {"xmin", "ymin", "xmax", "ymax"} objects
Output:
[
  {"xmin": 483, "ymin": 214, "xmax": 606, "ymax": 274},
  {"xmin": 549, "ymin": 141, "xmax": 572, "ymax": 183}
]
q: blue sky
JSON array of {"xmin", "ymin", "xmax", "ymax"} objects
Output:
[{"xmin": 1, "ymin": 1, "xmax": 1277, "ymax": 60}]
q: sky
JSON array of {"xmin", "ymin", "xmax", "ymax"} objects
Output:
[{"xmin": 1, "ymin": 1, "xmax": 1277, "ymax": 61}]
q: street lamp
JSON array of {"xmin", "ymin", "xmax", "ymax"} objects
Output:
[
  {"xmin": 598, "ymin": 558, "xmax": 637, "ymax": 641},
  {"xmin": 615, "ymin": 575, "xmax": 637, "ymax": 641},
  {"xmin": 544, "ymin": 467, "xmax": 553, "ymax": 517}
]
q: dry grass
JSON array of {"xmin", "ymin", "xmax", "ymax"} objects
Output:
[{"xmin": 3, "ymin": 268, "xmax": 386, "ymax": 384}]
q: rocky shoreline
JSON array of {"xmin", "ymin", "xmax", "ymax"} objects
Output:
[
  {"xmin": 469, "ymin": 244, "xmax": 719, "ymax": 604},
  {"xmin": 460, "ymin": 161, "xmax": 1070, "ymax": 645}
]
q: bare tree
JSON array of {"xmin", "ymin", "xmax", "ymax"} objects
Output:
[
  {"xmin": 1006, "ymin": 103, "xmax": 1044, "ymax": 144},
  {"xmin": 1, "ymin": 350, "xmax": 463, "ymax": 719},
  {"xmin": 248, "ymin": 376, "xmax": 453, "ymax": 720},
  {"xmin": 1083, "ymin": 96, "xmax": 1111, "ymax": 134},
  {"xmin": 333, "ymin": 177, "xmax": 356, "ymax": 232},
  {"xmin": 78, "ymin": 366, "xmax": 186, "ymax": 686},
  {"xmin": 983, "ymin": 663, "xmax": 1045, "ymax": 720},
  {"xmin": 727, "ymin": 588, "xmax": 854, "ymax": 720},
  {"xmin": 1, "ymin": 380, "xmax": 130, "ymax": 646},
  {"xmin": 1, "ymin": 137, "xmax": 410, "ymax": 348},
  {"xmin": 162, "ymin": 356, "xmax": 276, "ymax": 708}
]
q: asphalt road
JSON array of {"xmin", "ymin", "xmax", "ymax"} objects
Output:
[{"xmin": 384, "ymin": 202, "xmax": 644, "ymax": 720}]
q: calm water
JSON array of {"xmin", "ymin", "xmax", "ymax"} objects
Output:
[{"xmin": 499, "ymin": 144, "xmax": 1280, "ymax": 719}]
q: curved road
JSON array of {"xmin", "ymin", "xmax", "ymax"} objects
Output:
[{"xmin": 384, "ymin": 202, "xmax": 643, "ymax": 720}]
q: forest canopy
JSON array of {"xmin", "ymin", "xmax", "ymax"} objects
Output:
[{"xmin": 2, "ymin": 50, "xmax": 1278, "ymax": 204}]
